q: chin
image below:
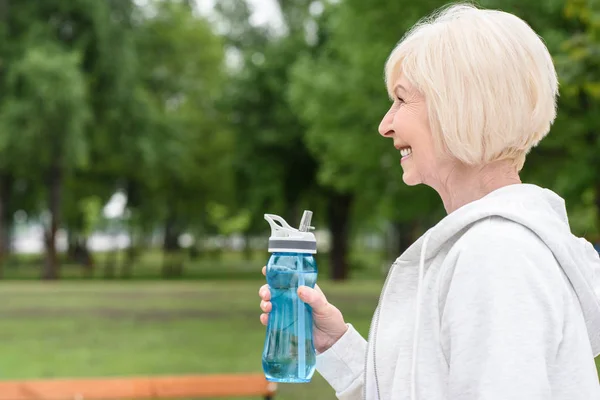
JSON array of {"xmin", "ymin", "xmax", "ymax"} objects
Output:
[
  {"xmin": 402, "ymin": 172, "xmax": 422, "ymax": 186},
  {"xmin": 404, "ymin": 181, "xmax": 421, "ymax": 187}
]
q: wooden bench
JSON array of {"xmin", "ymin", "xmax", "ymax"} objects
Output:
[{"xmin": 0, "ymin": 373, "xmax": 277, "ymax": 399}]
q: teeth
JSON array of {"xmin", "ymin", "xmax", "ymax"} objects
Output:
[{"xmin": 400, "ymin": 147, "xmax": 412, "ymax": 157}]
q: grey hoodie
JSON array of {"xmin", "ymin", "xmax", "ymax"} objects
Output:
[{"xmin": 316, "ymin": 184, "xmax": 600, "ymax": 399}]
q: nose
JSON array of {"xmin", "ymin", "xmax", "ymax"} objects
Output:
[{"xmin": 378, "ymin": 107, "xmax": 394, "ymax": 138}]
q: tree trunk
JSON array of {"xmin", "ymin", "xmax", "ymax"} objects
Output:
[
  {"xmin": 68, "ymin": 234, "xmax": 94, "ymax": 278},
  {"xmin": 162, "ymin": 211, "xmax": 183, "ymax": 278},
  {"xmin": 43, "ymin": 164, "xmax": 62, "ymax": 280},
  {"xmin": 66, "ymin": 229, "xmax": 77, "ymax": 262},
  {"xmin": 189, "ymin": 243, "xmax": 200, "ymax": 260},
  {"xmin": 392, "ymin": 221, "xmax": 417, "ymax": 257},
  {"xmin": 1, "ymin": 220, "xmax": 11, "ymax": 256},
  {"xmin": 79, "ymin": 237, "xmax": 94, "ymax": 278},
  {"xmin": 121, "ymin": 223, "xmax": 137, "ymax": 279},
  {"xmin": 0, "ymin": 179, "xmax": 5, "ymax": 280},
  {"xmin": 327, "ymin": 192, "xmax": 353, "ymax": 281},
  {"xmin": 121, "ymin": 246, "xmax": 135, "ymax": 279},
  {"xmin": 0, "ymin": 173, "xmax": 13, "ymax": 278}
]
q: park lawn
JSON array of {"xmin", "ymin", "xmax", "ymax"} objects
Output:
[
  {"xmin": 0, "ymin": 248, "xmax": 389, "ymax": 281},
  {"xmin": 0, "ymin": 280, "xmax": 597, "ymax": 400},
  {"xmin": 0, "ymin": 280, "xmax": 382, "ymax": 400}
]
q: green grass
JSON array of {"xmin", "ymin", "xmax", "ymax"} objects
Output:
[
  {"xmin": 0, "ymin": 257, "xmax": 597, "ymax": 399},
  {"xmin": 0, "ymin": 248, "xmax": 390, "ymax": 281},
  {"xmin": 0, "ymin": 280, "xmax": 382, "ymax": 400}
]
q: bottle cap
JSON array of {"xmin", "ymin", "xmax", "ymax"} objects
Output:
[{"xmin": 264, "ymin": 210, "xmax": 317, "ymax": 254}]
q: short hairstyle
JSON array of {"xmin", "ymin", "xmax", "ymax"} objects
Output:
[{"xmin": 384, "ymin": 3, "xmax": 558, "ymax": 170}]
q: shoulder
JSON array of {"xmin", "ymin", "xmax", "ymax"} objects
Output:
[
  {"xmin": 455, "ymin": 216, "xmax": 554, "ymax": 262},
  {"xmin": 438, "ymin": 217, "xmax": 570, "ymax": 343},
  {"xmin": 440, "ymin": 216, "xmax": 565, "ymax": 296}
]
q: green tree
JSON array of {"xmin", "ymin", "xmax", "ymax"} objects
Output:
[
  {"xmin": 548, "ymin": 0, "xmax": 600, "ymax": 238},
  {"xmin": 133, "ymin": 0, "xmax": 228, "ymax": 277},
  {"xmin": 287, "ymin": 0, "xmax": 450, "ymax": 279},
  {"xmin": 0, "ymin": 0, "xmax": 142, "ymax": 279},
  {"xmin": 215, "ymin": 0, "xmax": 321, "ymax": 259},
  {"xmin": 0, "ymin": 43, "xmax": 90, "ymax": 279}
]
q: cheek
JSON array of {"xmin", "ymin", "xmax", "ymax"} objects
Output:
[
  {"xmin": 392, "ymin": 106, "xmax": 427, "ymax": 138},
  {"xmin": 391, "ymin": 112, "xmax": 413, "ymax": 139},
  {"xmin": 412, "ymin": 130, "xmax": 440, "ymax": 174}
]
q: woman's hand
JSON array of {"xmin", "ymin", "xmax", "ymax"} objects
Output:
[{"xmin": 259, "ymin": 266, "xmax": 348, "ymax": 353}]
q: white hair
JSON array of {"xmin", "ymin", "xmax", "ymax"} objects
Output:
[{"xmin": 384, "ymin": 3, "xmax": 558, "ymax": 170}]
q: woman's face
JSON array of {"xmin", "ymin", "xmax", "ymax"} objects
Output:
[{"xmin": 378, "ymin": 74, "xmax": 451, "ymax": 187}]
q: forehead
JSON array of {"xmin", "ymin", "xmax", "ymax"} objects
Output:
[{"xmin": 386, "ymin": 71, "xmax": 417, "ymax": 99}]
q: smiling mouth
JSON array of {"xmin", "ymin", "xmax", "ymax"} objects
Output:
[{"xmin": 399, "ymin": 147, "xmax": 412, "ymax": 159}]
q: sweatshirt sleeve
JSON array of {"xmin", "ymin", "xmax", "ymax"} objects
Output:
[
  {"xmin": 316, "ymin": 323, "xmax": 367, "ymax": 399},
  {"xmin": 440, "ymin": 222, "xmax": 565, "ymax": 400}
]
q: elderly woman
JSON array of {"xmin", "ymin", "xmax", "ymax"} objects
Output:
[{"xmin": 259, "ymin": 4, "xmax": 600, "ymax": 399}]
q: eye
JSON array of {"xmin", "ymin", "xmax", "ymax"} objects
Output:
[{"xmin": 396, "ymin": 95, "xmax": 405, "ymax": 104}]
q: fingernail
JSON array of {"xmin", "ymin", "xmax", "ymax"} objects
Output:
[{"xmin": 298, "ymin": 288, "xmax": 306, "ymax": 299}]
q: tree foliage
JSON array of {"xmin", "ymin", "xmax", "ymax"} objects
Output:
[{"xmin": 0, "ymin": 0, "xmax": 599, "ymax": 280}]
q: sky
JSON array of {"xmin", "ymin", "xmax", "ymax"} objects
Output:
[{"xmin": 195, "ymin": 0, "xmax": 283, "ymax": 27}]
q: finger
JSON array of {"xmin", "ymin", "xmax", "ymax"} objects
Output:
[
  {"xmin": 260, "ymin": 300, "xmax": 272, "ymax": 313},
  {"xmin": 314, "ymin": 283, "xmax": 327, "ymax": 298},
  {"xmin": 262, "ymin": 266, "xmax": 266, "ymax": 276},
  {"xmin": 298, "ymin": 286, "xmax": 329, "ymax": 314},
  {"xmin": 260, "ymin": 313, "xmax": 269, "ymax": 326},
  {"xmin": 259, "ymin": 284, "xmax": 271, "ymax": 301}
]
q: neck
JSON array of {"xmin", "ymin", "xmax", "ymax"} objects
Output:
[{"xmin": 432, "ymin": 160, "xmax": 522, "ymax": 214}]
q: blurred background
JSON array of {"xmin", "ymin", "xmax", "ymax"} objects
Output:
[{"xmin": 0, "ymin": 0, "xmax": 598, "ymax": 398}]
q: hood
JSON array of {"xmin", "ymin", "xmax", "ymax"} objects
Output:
[{"xmin": 405, "ymin": 183, "xmax": 600, "ymax": 356}]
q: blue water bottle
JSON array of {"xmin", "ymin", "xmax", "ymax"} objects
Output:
[{"xmin": 262, "ymin": 210, "xmax": 317, "ymax": 383}]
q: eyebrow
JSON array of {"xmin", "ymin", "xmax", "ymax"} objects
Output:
[
  {"xmin": 394, "ymin": 84, "xmax": 407, "ymax": 93},
  {"xmin": 387, "ymin": 83, "xmax": 408, "ymax": 101}
]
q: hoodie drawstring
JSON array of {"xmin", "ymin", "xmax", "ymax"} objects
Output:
[{"xmin": 411, "ymin": 231, "xmax": 431, "ymax": 400}]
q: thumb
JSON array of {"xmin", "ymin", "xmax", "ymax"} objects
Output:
[{"xmin": 298, "ymin": 286, "xmax": 329, "ymax": 313}]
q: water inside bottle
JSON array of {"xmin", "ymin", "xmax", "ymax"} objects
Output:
[{"xmin": 262, "ymin": 268, "xmax": 317, "ymax": 383}]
